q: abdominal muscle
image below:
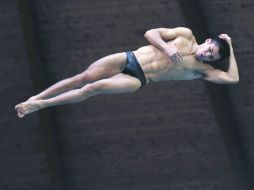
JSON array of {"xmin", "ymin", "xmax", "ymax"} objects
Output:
[{"xmin": 133, "ymin": 44, "xmax": 200, "ymax": 83}]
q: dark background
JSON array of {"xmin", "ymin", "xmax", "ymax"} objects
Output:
[{"xmin": 1, "ymin": 0, "xmax": 254, "ymax": 190}]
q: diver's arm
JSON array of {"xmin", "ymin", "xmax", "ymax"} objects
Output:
[
  {"xmin": 202, "ymin": 68, "xmax": 239, "ymax": 84},
  {"xmin": 144, "ymin": 27, "xmax": 192, "ymax": 53},
  {"xmin": 226, "ymin": 44, "xmax": 239, "ymax": 82},
  {"xmin": 144, "ymin": 27, "xmax": 192, "ymax": 64}
]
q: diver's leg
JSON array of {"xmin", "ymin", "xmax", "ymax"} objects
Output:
[
  {"xmin": 15, "ymin": 73, "xmax": 141, "ymax": 118},
  {"xmin": 27, "ymin": 52, "xmax": 127, "ymax": 101}
]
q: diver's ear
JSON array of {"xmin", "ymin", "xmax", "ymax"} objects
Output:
[{"xmin": 205, "ymin": 38, "xmax": 212, "ymax": 43}]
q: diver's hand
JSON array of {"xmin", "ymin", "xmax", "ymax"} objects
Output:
[
  {"xmin": 219, "ymin": 34, "xmax": 232, "ymax": 47},
  {"xmin": 164, "ymin": 48, "xmax": 183, "ymax": 64}
]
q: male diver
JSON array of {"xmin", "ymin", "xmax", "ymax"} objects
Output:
[{"xmin": 15, "ymin": 27, "xmax": 239, "ymax": 118}]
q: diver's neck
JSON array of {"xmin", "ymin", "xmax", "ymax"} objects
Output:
[
  {"xmin": 191, "ymin": 43, "xmax": 199, "ymax": 55},
  {"xmin": 191, "ymin": 43, "xmax": 203, "ymax": 63}
]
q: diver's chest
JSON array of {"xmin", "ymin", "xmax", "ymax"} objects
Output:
[
  {"xmin": 150, "ymin": 64, "xmax": 201, "ymax": 82},
  {"xmin": 171, "ymin": 69, "xmax": 200, "ymax": 80},
  {"xmin": 166, "ymin": 38, "xmax": 192, "ymax": 55},
  {"xmin": 164, "ymin": 62, "xmax": 201, "ymax": 80}
]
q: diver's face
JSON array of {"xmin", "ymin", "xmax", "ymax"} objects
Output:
[{"xmin": 196, "ymin": 39, "xmax": 221, "ymax": 62}]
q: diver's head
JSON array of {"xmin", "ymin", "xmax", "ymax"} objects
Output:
[{"xmin": 195, "ymin": 37, "xmax": 230, "ymax": 63}]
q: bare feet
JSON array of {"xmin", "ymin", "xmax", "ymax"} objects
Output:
[{"xmin": 15, "ymin": 100, "xmax": 44, "ymax": 118}]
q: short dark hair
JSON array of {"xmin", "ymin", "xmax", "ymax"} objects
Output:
[{"xmin": 211, "ymin": 37, "xmax": 230, "ymax": 61}]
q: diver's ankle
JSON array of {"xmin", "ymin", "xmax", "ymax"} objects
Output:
[{"xmin": 37, "ymin": 100, "xmax": 46, "ymax": 109}]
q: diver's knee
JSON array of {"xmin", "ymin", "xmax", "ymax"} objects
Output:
[
  {"xmin": 73, "ymin": 71, "xmax": 90, "ymax": 83},
  {"xmin": 80, "ymin": 82, "xmax": 104, "ymax": 95}
]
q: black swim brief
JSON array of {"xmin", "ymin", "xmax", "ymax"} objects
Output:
[{"xmin": 122, "ymin": 51, "xmax": 147, "ymax": 88}]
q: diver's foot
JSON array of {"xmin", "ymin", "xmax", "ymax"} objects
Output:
[{"xmin": 15, "ymin": 100, "xmax": 44, "ymax": 118}]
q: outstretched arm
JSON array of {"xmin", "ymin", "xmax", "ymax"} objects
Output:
[
  {"xmin": 202, "ymin": 34, "xmax": 239, "ymax": 84},
  {"xmin": 221, "ymin": 34, "xmax": 239, "ymax": 82},
  {"xmin": 144, "ymin": 27, "xmax": 193, "ymax": 64}
]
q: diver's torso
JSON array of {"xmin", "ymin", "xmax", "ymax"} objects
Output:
[{"xmin": 133, "ymin": 36, "xmax": 208, "ymax": 83}]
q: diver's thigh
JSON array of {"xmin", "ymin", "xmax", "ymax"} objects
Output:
[
  {"xmin": 86, "ymin": 52, "xmax": 127, "ymax": 73},
  {"xmin": 83, "ymin": 73, "xmax": 141, "ymax": 95}
]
